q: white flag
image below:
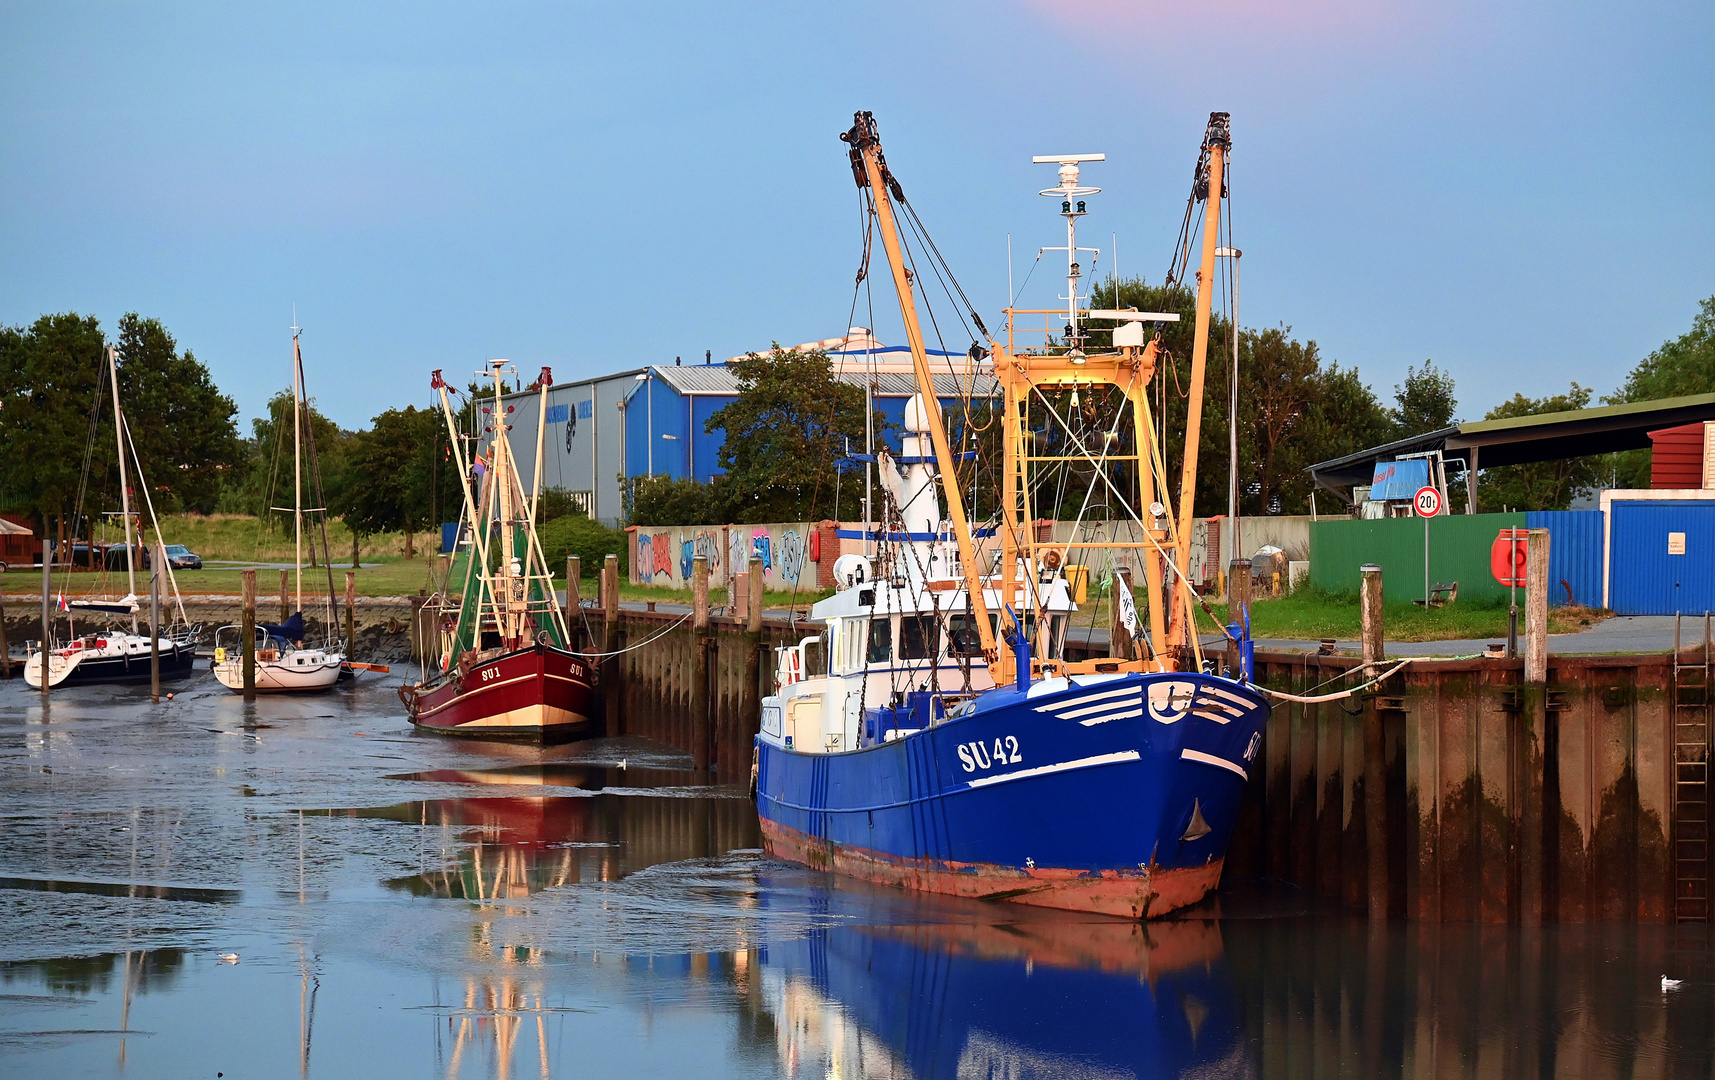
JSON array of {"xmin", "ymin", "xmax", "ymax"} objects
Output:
[{"xmin": 1115, "ymin": 577, "xmax": 1139, "ymax": 637}]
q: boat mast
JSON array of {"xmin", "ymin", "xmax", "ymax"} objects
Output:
[
  {"xmin": 491, "ymin": 364, "xmax": 518, "ymax": 646},
  {"xmin": 292, "ymin": 321, "xmax": 304, "ymax": 615},
  {"xmin": 107, "ymin": 344, "xmax": 138, "ymax": 633},
  {"xmin": 842, "ymin": 112, "xmax": 996, "ymax": 660},
  {"xmin": 1168, "ymin": 113, "xmax": 1229, "ymax": 648}
]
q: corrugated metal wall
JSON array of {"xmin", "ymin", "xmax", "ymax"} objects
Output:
[
  {"xmin": 1308, "ymin": 513, "xmax": 1526, "ymax": 602},
  {"xmin": 1524, "ymin": 510, "xmax": 1604, "ymax": 608},
  {"xmin": 1608, "ymin": 501, "xmax": 1715, "ymax": 615}
]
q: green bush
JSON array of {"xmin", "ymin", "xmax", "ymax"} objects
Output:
[{"xmin": 536, "ymin": 514, "xmax": 627, "ymax": 577}]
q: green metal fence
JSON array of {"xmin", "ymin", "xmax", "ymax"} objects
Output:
[{"xmin": 1309, "ymin": 513, "xmax": 1527, "ymax": 604}]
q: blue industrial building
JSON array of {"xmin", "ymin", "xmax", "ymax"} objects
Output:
[{"xmin": 505, "ymin": 339, "xmax": 997, "ymax": 526}]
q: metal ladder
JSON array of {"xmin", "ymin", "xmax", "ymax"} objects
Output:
[{"xmin": 1673, "ymin": 612, "xmax": 1711, "ymax": 922}]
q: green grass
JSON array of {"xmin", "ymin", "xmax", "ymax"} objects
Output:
[
  {"xmin": 147, "ymin": 513, "xmax": 440, "ymax": 564},
  {"xmin": 1069, "ymin": 586, "xmax": 1612, "ymax": 643}
]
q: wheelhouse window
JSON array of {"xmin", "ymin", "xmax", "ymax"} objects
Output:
[
  {"xmin": 947, "ymin": 614, "xmax": 985, "ymax": 657},
  {"xmin": 900, "ymin": 614, "xmax": 939, "ymax": 660},
  {"xmin": 866, "ymin": 616, "xmax": 893, "ymax": 664}
]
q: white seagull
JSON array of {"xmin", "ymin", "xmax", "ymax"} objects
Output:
[
  {"xmin": 1662, "ymin": 975, "xmax": 1682, "ymax": 992},
  {"xmin": 218, "ymin": 953, "xmax": 240, "ymax": 964}
]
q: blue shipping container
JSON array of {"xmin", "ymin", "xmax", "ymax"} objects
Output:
[
  {"xmin": 1525, "ymin": 510, "xmax": 1605, "ymax": 608},
  {"xmin": 1607, "ymin": 501, "xmax": 1715, "ymax": 616}
]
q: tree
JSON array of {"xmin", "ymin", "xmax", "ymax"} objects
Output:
[
  {"xmin": 1477, "ymin": 384, "xmax": 1604, "ymax": 511},
  {"xmin": 337, "ymin": 406, "xmax": 443, "ymax": 558},
  {"xmin": 113, "ymin": 314, "xmax": 242, "ymax": 514},
  {"xmin": 623, "ymin": 473, "xmax": 726, "ymax": 527},
  {"xmin": 223, "ymin": 389, "xmax": 353, "ymax": 522},
  {"xmin": 1607, "ymin": 295, "xmax": 1715, "ymax": 487},
  {"xmin": 1391, "ymin": 361, "xmax": 1458, "ymax": 438},
  {"xmin": 704, "ymin": 346, "xmax": 879, "ymax": 523},
  {"xmin": 1087, "ymin": 278, "xmax": 1390, "ymax": 516},
  {"xmin": 0, "ymin": 314, "xmax": 107, "ymax": 533}
]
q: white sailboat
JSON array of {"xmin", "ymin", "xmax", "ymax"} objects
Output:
[
  {"xmin": 212, "ymin": 324, "xmax": 345, "ymax": 693},
  {"xmin": 25, "ymin": 346, "xmax": 200, "ymax": 688}
]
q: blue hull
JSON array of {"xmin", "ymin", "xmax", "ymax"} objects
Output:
[
  {"xmin": 758, "ymin": 914, "xmax": 1243, "ymax": 1078},
  {"xmin": 756, "ymin": 671, "xmax": 1269, "ymax": 918}
]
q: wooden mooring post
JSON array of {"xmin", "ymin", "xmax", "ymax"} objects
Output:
[
  {"xmin": 565, "ymin": 555, "xmax": 581, "ymax": 651},
  {"xmin": 602, "ymin": 554, "xmax": 620, "ymax": 735},
  {"xmin": 741, "ymin": 557, "xmax": 764, "ymax": 741},
  {"xmin": 0, "ymin": 585, "xmax": 12, "ymax": 679},
  {"xmin": 240, "ymin": 569, "xmax": 257, "ymax": 701},
  {"xmin": 149, "ymin": 541, "xmax": 161, "ymax": 703},
  {"xmin": 691, "ymin": 556, "xmax": 711, "ymax": 772},
  {"xmin": 1360, "ymin": 564, "xmax": 1387, "ymax": 920},
  {"xmin": 1520, "ymin": 526, "xmax": 1551, "ymax": 925},
  {"xmin": 40, "ymin": 529, "xmax": 50, "ymax": 696},
  {"xmin": 1226, "ymin": 559, "xmax": 1251, "ymax": 675},
  {"xmin": 344, "ymin": 572, "xmax": 357, "ymax": 653}
]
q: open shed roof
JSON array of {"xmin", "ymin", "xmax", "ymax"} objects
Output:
[{"xmin": 1308, "ymin": 392, "xmax": 1715, "ymax": 494}]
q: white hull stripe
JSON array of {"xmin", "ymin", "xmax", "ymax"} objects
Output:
[
  {"xmin": 1034, "ymin": 686, "xmax": 1137, "ymax": 715},
  {"xmin": 1181, "ymin": 748, "xmax": 1248, "ymax": 780},
  {"xmin": 1203, "ymin": 686, "xmax": 1258, "ymax": 710},
  {"xmin": 1078, "ymin": 707, "xmax": 1144, "ymax": 727},
  {"xmin": 1194, "ymin": 696, "xmax": 1246, "ymax": 718},
  {"xmin": 966, "ymin": 750, "xmax": 1141, "ymax": 789},
  {"xmin": 1049, "ymin": 694, "xmax": 1143, "ymax": 720},
  {"xmin": 1191, "ymin": 709, "xmax": 1234, "ymax": 726}
]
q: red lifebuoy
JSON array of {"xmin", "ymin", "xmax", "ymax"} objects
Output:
[{"xmin": 1491, "ymin": 529, "xmax": 1528, "ymax": 587}]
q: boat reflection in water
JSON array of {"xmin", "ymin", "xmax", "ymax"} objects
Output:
[
  {"xmin": 320, "ymin": 771, "xmax": 760, "ymax": 902},
  {"xmin": 752, "ymin": 908, "xmax": 1244, "ymax": 1080}
]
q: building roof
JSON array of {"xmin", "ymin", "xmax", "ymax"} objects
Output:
[
  {"xmin": 1308, "ymin": 392, "xmax": 1715, "ymax": 495},
  {"xmin": 650, "ymin": 364, "xmax": 997, "ymax": 399}
]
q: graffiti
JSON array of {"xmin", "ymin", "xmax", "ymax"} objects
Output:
[
  {"xmin": 751, "ymin": 529, "xmax": 773, "ymax": 573},
  {"xmin": 694, "ymin": 530, "xmax": 722, "ymax": 576},
  {"xmin": 729, "ymin": 529, "xmax": 749, "ymax": 576},
  {"xmin": 680, "ymin": 540, "xmax": 694, "ymax": 581},
  {"xmin": 652, "ymin": 533, "xmax": 675, "ymax": 580},
  {"xmin": 778, "ymin": 529, "xmax": 804, "ymax": 585}
]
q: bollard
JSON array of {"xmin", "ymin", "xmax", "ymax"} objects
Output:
[
  {"xmin": 741, "ymin": 557, "xmax": 765, "ymax": 742},
  {"xmin": 1360, "ymin": 563, "xmax": 1387, "ymax": 921},
  {"xmin": 278, "ymin": 569, "xmax": 289, "ymax": 623},
  {"xmin": 344, "ymin": 571, "xmax": 357, "ymax": 657},
  {"xmin": 149, "ymin": 541, "xmax": 161, "ymax": 703},
  {"xmin": 692, "ymin": 555, "xmax": 711, "ymax": 772},
  {"xmin": 241, "ymin": 569, "xmax": 257, "ymax": 701}
]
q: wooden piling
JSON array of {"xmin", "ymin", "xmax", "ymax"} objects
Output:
[
  {"xmin": 1360, "ymin": 564, "xmax": 1387, "ymax": 921},
  {"xmin": 344, "ymin": 571, "xmax": 357, "ymax": 655},
  {"xmin": 278, "ymin": 569, "xmax": 289, "ymax": 622},
  {"xmin": 602, "ymin": 554, "xmax": 620, "ymax": 734},
  {"xmin": 149, "ymin": 541, "xmax": 161, "ymax": 703},
  {"xmin": 1521, "ymin": 527, "xmax": 1552, "ymax": 925},
  {"xmin": 241, "ymin": 569, "xmax": 257, "ymax": 701},
  {"xmin": 1110, "ymin": 567, "xmax": 1134, "ymax": 661},
  {"xmin": 40, "ymin": 524, "xmax": 50, "ymax": 696},
  {"xmin": 692, "ymin": 555, "xmax": 711, "ymax": 772},
  {"xmin": 565, "ymin": 556, "xmax": 581, "ymax": 650},
  {"xmin": 1226, "ymin": 559, "xmax": 1251, "ymax": 674},
  {"xmin": 741, "ymin": 557, "xmax": 764, "ymax": 740},
  {"xmin": 0, "ymin": 585, "xmax": 12, "ymax": 679}
]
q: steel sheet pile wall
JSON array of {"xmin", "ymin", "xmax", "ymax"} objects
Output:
[
  {"xmin": 597, "ymin": 611, "xmax": 793, "ymax": 779},
  {"xmin": 1236, "ymin": 651, "xmax": 1686, "ymax": 922}
]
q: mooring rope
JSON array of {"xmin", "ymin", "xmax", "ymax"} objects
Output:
[
  {"xmin": 573, "ymin": 609, "xmax": 696, "ymax": 659},
  {"xmin": 1255, "ymin": 656, "xmax": 1418, "ymax": 703}
]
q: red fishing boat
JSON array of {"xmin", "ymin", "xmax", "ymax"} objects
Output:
[{"xmin": 398, "ymin": 361, "xmax": 594, "ymax": 742}]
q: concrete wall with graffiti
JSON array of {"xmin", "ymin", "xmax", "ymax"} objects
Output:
[{"xmin": 627, "ymin": 522, "xmax": 823, "ymax": 589}]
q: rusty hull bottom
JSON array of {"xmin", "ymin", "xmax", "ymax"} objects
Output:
[{"xmin": 760, "ymin": 817, "xmax": 1225, "ymax": 920}]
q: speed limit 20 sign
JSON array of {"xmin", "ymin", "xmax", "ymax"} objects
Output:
[{"xmin": 1414, "ymin": 486, "xmax": 1442, "ymax": 517}]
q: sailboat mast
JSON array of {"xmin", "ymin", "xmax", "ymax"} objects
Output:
[
  {"xmin": 842, "ymin": 112, "xmax": 996, "ymax": 660},
  {"xmin": 1169, "ymin": 113, "xmax": 1229, "ymax": 647},
  {"xmin": 292, "ymin": 326, "xmax": 304, "ymax": 614},
  {"xmin": 107, "ymin": 344, "xmax": 138, "ymax": 633}
]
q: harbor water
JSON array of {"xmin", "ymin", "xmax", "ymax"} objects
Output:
[{"xmin": 3, "ymin": 674, "xmax": 1713, "ymax": 1079}]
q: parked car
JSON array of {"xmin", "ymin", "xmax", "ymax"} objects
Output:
[{"xmin": 162, "ymin": 544, "xmax": 202, "ymax": 570}]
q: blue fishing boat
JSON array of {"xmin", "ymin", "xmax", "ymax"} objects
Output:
[{"xmin": 754, "ymin": 111, "xmax": 1268, "ymax": 919}]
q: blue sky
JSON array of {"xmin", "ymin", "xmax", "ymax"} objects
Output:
[{"xmin": 3, "ymin": 0, "xmax": 1710, "ymax": 430}]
